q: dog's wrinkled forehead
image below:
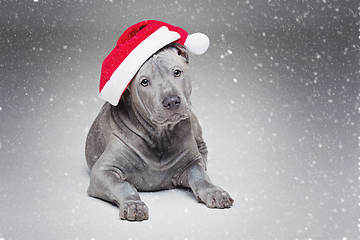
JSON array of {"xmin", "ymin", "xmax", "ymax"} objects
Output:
[
  {"xmin": 146, "ymin": 55, "xmax": 169, "ymax": 78},
  {"xmin": 134, "ymin": 43, "xmax": 189, "ymax": 80},
  {"xmin": 150, "ymin": 43, "xmax": 189, "ymax": 65}
]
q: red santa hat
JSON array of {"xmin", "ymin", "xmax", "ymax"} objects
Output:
[{"xmin": 99, "ymin": 20, "xmax": 210, "ymax": 106}]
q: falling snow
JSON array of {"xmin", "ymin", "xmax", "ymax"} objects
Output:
[{"xmin": 0, "ymin": 0, "xmax": 358, "ymax": 239}]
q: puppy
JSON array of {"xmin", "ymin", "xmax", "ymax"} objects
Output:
[{"xmin": 85, "ymin": 43, "xmax": 233, "ymax": 221}]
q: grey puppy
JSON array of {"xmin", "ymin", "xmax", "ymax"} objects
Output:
[{"xmin": 85, "ymin": 43, "xmax": 234, "ymax": 221}]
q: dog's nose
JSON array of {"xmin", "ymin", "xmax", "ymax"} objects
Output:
[{"xmin": 162, "ymin": 95, "xmax": 181, "ymax": 110}]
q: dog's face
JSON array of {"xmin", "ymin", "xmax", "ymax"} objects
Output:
[{"xmin": 127, "ymin": 44, "xmax": 192, "ymax": 126}]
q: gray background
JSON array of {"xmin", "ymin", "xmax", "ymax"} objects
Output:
[{"xmin": 0, "ymin": 0, "xmax": 359, "ymax": 239}]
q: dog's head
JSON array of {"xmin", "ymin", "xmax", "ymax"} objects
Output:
[{"xmin": 123, "ymin": 43, "xmax": 192, "ymax": 126}]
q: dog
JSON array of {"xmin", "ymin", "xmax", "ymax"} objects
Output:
[{"xmin": 85, "ymin": 43, "xmax": 233, "ymax": 221}]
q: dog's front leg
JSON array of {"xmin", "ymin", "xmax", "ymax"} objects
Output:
[
  {"xmin": 182, "ymin": 163, "xmax": 234, "ymax": 209},
  {"xmin": 88, "ymin": 161, "xmax": 149, "ymax": 221}
]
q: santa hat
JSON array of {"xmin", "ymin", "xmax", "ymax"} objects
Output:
[{"xmin": 99, "ymin": 20, "xmax": 210, "ymax": 106}]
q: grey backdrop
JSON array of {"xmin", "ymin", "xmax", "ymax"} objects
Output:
[{"xmin": 0, "ymin": 0, "xmax": 359, "ymax": 239}]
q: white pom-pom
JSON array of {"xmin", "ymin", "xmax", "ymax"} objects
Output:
[{"xmin": 184, "ymin": 33, "xmax": 210, "ymax": 55}]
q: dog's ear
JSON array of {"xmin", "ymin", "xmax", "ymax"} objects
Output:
[{"xmin": 173, "ymin": 43, "xmax": 189, "ymax": 64}]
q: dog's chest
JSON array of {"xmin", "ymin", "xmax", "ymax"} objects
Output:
[
  {"xmin": 120, "ymin": 132, "xmax": 200, "ymax": 191},
  {"xmin": 123, "ymin": 148, "xmax": 199, "ymax": 191},
  {"xmin": 110, "ymin": 107, "xmax": 200, "ymax": 191}
]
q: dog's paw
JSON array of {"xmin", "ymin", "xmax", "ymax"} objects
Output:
[
  {"xmin": 196, "ymin": 185, "xmax": 234, "ymax": 209},
  {"xmin": 119, "ymin": 200, "xmax": 149, "ymax": 221}
]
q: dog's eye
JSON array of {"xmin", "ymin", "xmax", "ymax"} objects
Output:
[
  {"xmin": 174, "ymin": 69, "xmax": 182, "ymax": 77},
  {"xmin": 140, "ymin": 79, "xmax": 149, "ymax": 87}
]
